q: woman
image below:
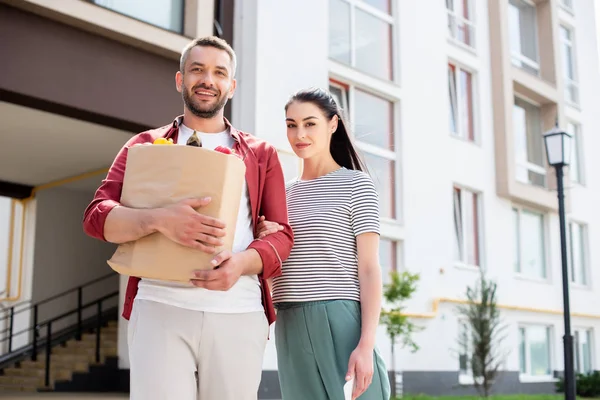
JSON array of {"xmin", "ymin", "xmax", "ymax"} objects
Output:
[{"xmin": 257, "ymin": 88, "xmax": 391, "ymax": 400}]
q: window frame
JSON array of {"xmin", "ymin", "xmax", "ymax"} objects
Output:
[
  {"xmin": 568, "ymin": 220, "xmax": 589, "ymax": 287},
  {"xmin": 559, "ymin": 0, "xmax": 575, "ymax": 15},
  {"xmin": 574, "ymin": 328, "xmax": 594, "ymax": 374},
  {"xmin": 566, "ymin": 121, "xmax": 585, "ymax": 185},
  {"xmin": 87, "ymin": 0, "xmax": 186, "ymax": 34},
  {"xmin": 446, "ymin": 0, "xmax": 476, "ymax": 50},
  {"xmin": 508, "ymin": 0, "xmax": 541, "ymax": 76},
  {"xmin": 328, "ymin": 0, "xmax": 396, "ymax": 82},
  {"xmin": 559, "ymin": 24, "xmax": 580, "ymax": 107},
  {"xmin": 448, "ymin": 61, "xmax": 478, "ymax": 143},
  {"xmin": 513, "ymin": 206, "xmax": 549, "ymax": 282},
  {"xmin": 453, "ymin": 185, "xmax": 483, "ymax": 269},
  {"xmin": 513, "ymin": 94, "xmax": 547, "ymax": 188},
  {"xmin": 328, "ymin": 77, "xmax": 401, "ymax": 223},
  {"xmin": 379, "ymin": 238, "xmax": 399, "ymax": 284},
  {"xmin": 518, "ymin": 324, "xmax": 554, "ymax": 381}
]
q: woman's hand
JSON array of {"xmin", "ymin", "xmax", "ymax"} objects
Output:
[
  {"xmin": 345, "ymin": 343, "xmax": 374, "ymax": 399},
  {"xmin": 255, "ymin": 215, "xmax": 284, "ymax": 239}
]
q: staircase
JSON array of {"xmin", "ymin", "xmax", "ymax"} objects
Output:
[
  {"xmin": 0, "ymin": 273, "xmax": 121, "ymax": 393},
  {"xmin": 0, "ymin": 321, "xmax": 118, "ymax": 392}
]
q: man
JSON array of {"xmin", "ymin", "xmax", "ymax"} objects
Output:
[{"xmin": 83, "ymin": 36, "xmax": 293, "ymax": 400}]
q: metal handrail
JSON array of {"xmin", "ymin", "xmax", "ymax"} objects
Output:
[
  {"xmin": 0, "ymin": 291, "xmax": 119, "ymax": 388},
  {"xmin": 0, "ymin": 272, "xmax": 116, "ymax": 325}
]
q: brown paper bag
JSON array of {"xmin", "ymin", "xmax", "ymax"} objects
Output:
[{"xmin": 107, "ymin": 144, "xmax": 246, "ymax": 282}]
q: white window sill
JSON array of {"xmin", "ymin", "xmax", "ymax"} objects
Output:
[
  {"xmin": 459, "ymin": 374, "xmax": 475, "ymax": 385},
  {"xmin": 449, "ymin": 132, "xmax": 480, "ymax": 147},
  {"xmin": 559, "ymin": 4, "xmax": 575, "ymax": 16},
  {"xmin": 514, "ymin": 273, "xmax": 552, "ymax": 285},
  {"xmin": 571, "ymin": 282, "xmax": 592, "ymax": 291},
  {"xmin": 447, "ymin": 37, "xmax": 477, "ymax": 55},
  {"xmin": 565, "ymin": 100, "xmax": 581, "ymax": 111},
  {"xmin": 519, "ymin": 374, "xmax": 557, "ymax": 383},
  {"xmin": 454, "ymin": 263, "xmax": 480, "ymax": 272}
]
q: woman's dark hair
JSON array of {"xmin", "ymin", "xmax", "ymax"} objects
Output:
[{"xmin": 285, "ymin": 87, "xmax": 366, "ymax": 172}]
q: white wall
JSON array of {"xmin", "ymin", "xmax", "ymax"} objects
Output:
[
  {"xmin": 31, "ymin": 187, "xmax": 119, "ymax": 335},
  {"xmin": 233, "ymin": 0, "xmax": 329, "ymax": 371},
  {"xmin": 231, "ymin": 0, "xmax": 600, "ymax": 381}
]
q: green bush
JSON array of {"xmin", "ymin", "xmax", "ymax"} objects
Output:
[{"xmin": 556, "ymin": 371, "xmax": 600, "ymax": 397}]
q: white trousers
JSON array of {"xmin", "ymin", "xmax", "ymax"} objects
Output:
[{"xmin": 127, "ymin": 299, "xmax": 269, "ymax": 400}]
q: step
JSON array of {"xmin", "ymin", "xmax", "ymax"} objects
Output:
[
  {"xmin": 0, "ymin": 374, "xmax": 45, "ymax": 387},
  {"xmin": 3, "ymin": 366, "xmax": 72, "ymax": 381},
  {"xmin": 67, "ymin": 338, "xmax": 117, "ymax": 349},
  {"xmin": 21, "ymin": 359, "xmax": 89, "ymax": 373},
  {"xmin": 81, "ymin": 332, "xmax": 117, "ymax": 342},
  {"xmin": 53, "ymin": 345, "xmax": 117, "ymax": 358},
  {"xmin": 0, "ymin": 383, "xmax": 38, "ymax": 392}
]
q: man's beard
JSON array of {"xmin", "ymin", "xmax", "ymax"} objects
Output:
[{"xmin": 182, "ymin": 83, "xmax": 229, "ymax": 119}]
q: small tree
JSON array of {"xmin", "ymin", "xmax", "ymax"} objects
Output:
[
  {"xmin": 380, "ymin": 270, "xmax": 421, "ymax": 394},
  {"xmin": 457, "ymin": 272, "xmax": 508, "ymax": 397}
]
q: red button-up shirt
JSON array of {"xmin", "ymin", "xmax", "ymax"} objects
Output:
[{"xmin": 82, "ymin": 116, "xmax": 293, "ymax": 325}]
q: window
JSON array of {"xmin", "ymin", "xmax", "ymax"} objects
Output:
[
  {"xmin": 92, "ymin": 0, "xmax": 184, "ymax": 33},
  {"xmin": 448, "ymin": 63, "xmax": 475, "ymax": 141},
  {"xmin": 329, "ymin": 80, "xmax": 397, "ymax": 219},
  {"xmin": 379, "ymin": 238, "xmax": 397, "ymax": 284},
  {"xmin": 560, "ymin": 26, "xmax": 579, "ymax": 106},
  {"xmin": 574, "ymin": 329, "xmax": 593, "ymax": 374},
  {"xmin": 560, "ymin": 0, "xmax": 574, "ymax": 12},
  {"xmin": 513, "ymin": 97, "xmax": 546, "ymax": 187},
  {"xmin": 566, "ymin": 122, "xmax": 583, "ymax": 184},
  {"xmin": 329, "ymin": 0, "xmax": 394, "ymax": 80},
  {"xmin": 446, "ymin": 0, "xmax": 475, "ymax": 48},
  {"xmin": 453, "ymin": 187, "xmax": 481, "ymax": 267},
  {"xmin": 513, "ymin": 208, "xmax": 547, "ymax": 279},
  {"xmin": 508, "ymin": 0, "xmax": 539, "ymax": 75},
  {"xmin": 568, "ymin": 222, "xmax": 587, "ymax": 286},
  {"xmin": 519, "ymin": 325, "xmax": 552, "ymax": 377}
]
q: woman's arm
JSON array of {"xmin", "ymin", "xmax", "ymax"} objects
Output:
[
  {"xmin": 356, "ymin": 232, "xmax": 383, "ymax": 348},
  {"xmin": 346, "ymin": 231, "xmax": 382, "ymax": 399}
]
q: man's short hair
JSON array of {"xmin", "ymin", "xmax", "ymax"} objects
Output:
[{"xmin": 180, "ymin": 36, "xmax": 237, "ymax": 76}]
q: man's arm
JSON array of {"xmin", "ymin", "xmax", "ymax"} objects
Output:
[
  {"xmin": 191, "ymin": 147, "xmax": 293, "ymax": 290},
  {"xmin": 246, "ymin": 147, "xmax": 293, "ymax": 280},
  {"xmin": 83, "ymin": 135, "xmax": 140, "ymax": 242},
  {"xmin": 83, "ymin": 134, "xmax": 226, "ymax": 252}
]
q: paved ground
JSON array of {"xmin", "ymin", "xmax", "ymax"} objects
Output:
[{"xmin": 0, "ymin": 395, "xmax": 128, "ymax": 399}]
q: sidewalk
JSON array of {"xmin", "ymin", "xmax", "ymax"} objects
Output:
[{"xmin": 0, "ymin": 395, "xmax": 128, "ymax": 399}]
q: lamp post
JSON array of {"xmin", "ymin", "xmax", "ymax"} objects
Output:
[{"xmin": 543, "ymin": 125, "xmax": 575, "ymax": 400}]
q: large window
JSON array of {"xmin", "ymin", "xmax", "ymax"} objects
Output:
[
  {"xmin": 329, "ymin": 0, "xmax": 394, "ymax": 80},
  {"xmin": 508, "ymin": 0, "xmax": 539, "ymax": 75},
  {"xmin": 453, "ymin": 187, "xmax": 481, "ymax": 267},
  {"xmin": 330, "ymin": 80, "xmax": 397, "ymax": 219},
  {"xmin": 92, "ymin": 0, "xmax": 184, "ymax": 33},
  {"xmin": 519, "ymin": 325, "xmax": 552, "ymax": 377},
  {"xmin": 448, "ymin": 63, "xmax": 475, "ymax": 142},
  {"xmin": 560, "ymin": 0, "xmax": 574, "ymax": 12},
  {"xmin": 513, "ymin": 97, "xmax": 546, "ymax": 187},
  {"xmin": 566, "ymin": 122, "xmax": 583, "ymax": 184},
  {"xmin": 574, "ymin": 329, "xmax": 593, "ymax": 374},
  {"xmin": 569, "ymin": 221, "xmax": 588, "ymax": 286},
  {"xmin": 513, "ymin": 207, "xmax": 547, "ymax": 279},
  {"xmin": 379, "ymin": 238, "xmax": 398, "ymax": 284},
  {"xmin": 560, "ymin": 26, "xmax": 579, "ymax": 106},
  {"xmin": 446, "ymin": 0, "xmax": 475, "ymax": 48}
]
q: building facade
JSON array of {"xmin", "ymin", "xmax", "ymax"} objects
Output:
[{"xmin": 1, "ymin": 0, "xmax": 600, "ymax": 397}]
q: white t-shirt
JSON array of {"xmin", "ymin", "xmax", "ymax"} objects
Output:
[{"xmin": 135, "ymin": 124, "xmax": 263, "ymax": 313}]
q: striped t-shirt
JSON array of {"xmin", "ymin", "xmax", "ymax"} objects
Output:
[{"xmin": 272, "ymin": 167, "xmax": 380, "ymax": 303}]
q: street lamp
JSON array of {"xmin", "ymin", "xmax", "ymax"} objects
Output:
[{"xmin": 543, "ymin": 125, "xmax": 575, "ymax": 400}]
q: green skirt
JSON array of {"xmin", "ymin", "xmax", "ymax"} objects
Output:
[{"xmin": 275, "ymin": 300, "xmax": 391, "ymax": 400}]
